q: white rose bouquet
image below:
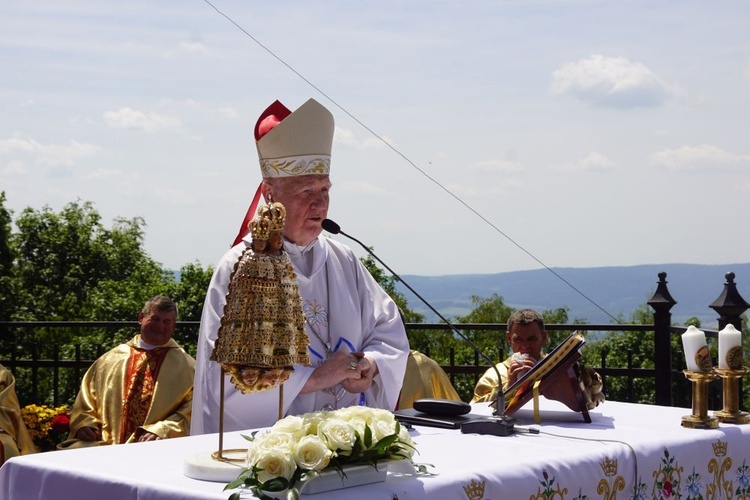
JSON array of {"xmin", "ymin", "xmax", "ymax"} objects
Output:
[{"xmin": 226, "ymin": 407, "xmax": 416, "ymax": 500}]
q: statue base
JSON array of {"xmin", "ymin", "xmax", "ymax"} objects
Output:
[{"xmin": 183, "ymin": 449, "xmax": 247, "ymax": 482}]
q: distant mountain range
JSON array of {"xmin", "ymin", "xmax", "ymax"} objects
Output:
[{"xmin": 395, "ymin": 263, "xmax": 750, "ymax": 328}]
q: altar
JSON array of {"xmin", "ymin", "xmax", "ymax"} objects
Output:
[{"xmin": 2, "ymin": 400, "xmax": 749, "ymax": 499}]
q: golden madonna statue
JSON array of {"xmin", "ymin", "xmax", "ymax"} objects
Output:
[{"xmin": 211, "ymin": 202, "xmax": 309, "ymax": 393}]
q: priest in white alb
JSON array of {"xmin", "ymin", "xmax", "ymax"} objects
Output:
[{"xmin": 191, "ymin": 98, "xmax": 409, "ymax": 434}]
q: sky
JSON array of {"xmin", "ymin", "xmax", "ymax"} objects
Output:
[{"xmin": 2, "ymin": 1, "xmax": 749, "ymax": 279}]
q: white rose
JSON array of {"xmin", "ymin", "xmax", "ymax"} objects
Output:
[
  {"xmin": 318, "ymin": 417, "xmax": 356, "ymax": 453},
  {"xmin": 337, "ymin": 405, "xmax": 377, "ymax": 422},
  {"xmin": 255, "ymin": 448, "xmax": 296, "ymax": 484},
  {"xmin": 370, "ymin": 417, "xmax": 398, "ymax": 443},
  {"xmin": 347, "ymin": 416, "xmax": 367, "ymax": 440},
  {"xmin": 253, "ymin": 431, "xmax": 295, "ymax": 458},
  {"xmin": 271, "ymin": 415, "xmax": 306, "ymax": 440},
  {"xmin": 302, "ymin": 411, "xmax": 328, "ymax": 434},
  {"xmin": 395, "ymin": 425, "xmax": 416, "ymax": 459},
  {"xmin": 294, "ymin": 435, "xmax": 333, "ymax": 471},
  {"xmin": 246, "ymin": 442, "xmax": 260, "ymax": 467},
  {"xmin": 369, "ymin": 408, "xmax": 396, "ymax": 427}
]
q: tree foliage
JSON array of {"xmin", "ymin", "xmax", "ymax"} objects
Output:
[
  {"xmin": 358, "ymin": 253, "xmax": 424, "ymax": 323},
  {"xmin": 0, "ymin": 197, "xmax": 212, "ymax": 404},
  {"xmin": 0, "ymin": 192, "xmax": 14, "ymax": 321},
  {"xmin": 2, "ymin": 195, "xmax": 748, "ymax": 410}
]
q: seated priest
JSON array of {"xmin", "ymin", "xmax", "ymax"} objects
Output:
[
  {"xmin": 0, "ymin": 364, "xmax": 37, "ymax": 464},
  {"xmin": 396, "ymin": 350, "xmax": 462, "ymax": 410},
  {"xmin": 59, "ymin": 296, "xmax": 195, "ymax": 448},
  {"xmin": 471, "ymin": 308, "xmax": 604, "ymax": 409},
  {"xmin": 191, "ymin": 98, "xmax": 409, "ymax": 434}
]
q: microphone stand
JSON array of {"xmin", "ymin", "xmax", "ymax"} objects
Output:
[{"xmin": 322, "ymin": 219, "xmax": 515, "ymax": 436}]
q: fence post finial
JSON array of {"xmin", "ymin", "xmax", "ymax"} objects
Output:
[
  {"xmin": 648, "ymin": 272, "xmax": 677, "ymax": 406},
  {"xmin": 709, "ymin": 272, "xmax": 749, "ymax": 331}
]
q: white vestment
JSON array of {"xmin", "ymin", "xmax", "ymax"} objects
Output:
[{"xmin": 191, "ymin": 234, "xmax": 409, "ymax": 434}]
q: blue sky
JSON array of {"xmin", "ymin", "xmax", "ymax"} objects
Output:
[{"xmin": 2, "ymin": 1, "xmax": 749, "ymax": 277}]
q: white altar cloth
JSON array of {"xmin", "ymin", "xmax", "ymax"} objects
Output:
[{"xmin": 2, "ymin": 400, "xmax": 749, "ymax": 499}]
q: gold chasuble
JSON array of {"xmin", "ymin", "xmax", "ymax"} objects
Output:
[
  {"xmin": 0, "ymin": 364, "xmax": 37, "ymax": 464},
  {"xmin": 396, "ymin": 351, "xmax": 462, "ymax": 410},
  {"xmin": 61, "ymin": 336, "xmax": 194, "ymax": 448},
  {"xmin": 119, "ymin": 347, "xmax": 169, "ymax": 443},
  {"xmin": 471, "ymin": 356, "xmax": 516, "ymax": 404}
]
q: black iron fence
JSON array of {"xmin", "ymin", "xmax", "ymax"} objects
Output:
[
  {"xmin": 0, "ymin": 321, "xmax": 727, "ymax": 409},
  {"xmin": 1, "ymin": 271, "xmax": 747, "ymax": 409}
]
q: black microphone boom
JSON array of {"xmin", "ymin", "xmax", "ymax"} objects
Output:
[{"xmin": 322, "ymin": 218, "xmax": 516, "ymax": 436}]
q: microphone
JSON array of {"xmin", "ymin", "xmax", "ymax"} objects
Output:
[{"xmin": 322, "ymin": 218, "xmax": 516, "ymax": 436}]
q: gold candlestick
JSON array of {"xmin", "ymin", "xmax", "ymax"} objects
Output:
[
  {"xmin": 713, "ymin": 367, "xmax": 749, "ymax": 424},
  {"xmin": 681, "ymin": 370, "xmax": 719, "ymax": 429}
]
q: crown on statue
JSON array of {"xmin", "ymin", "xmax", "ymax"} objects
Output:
[
  {"xmin": 249, "ymin": 217, "xmax": 271, "ymax": 240},
  {"xmin": 258, "ymin": 202, "xmax": 286, "ymax": 233}
]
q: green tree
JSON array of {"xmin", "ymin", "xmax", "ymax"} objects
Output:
[
  {"xmin": 10, "ymin": 201, "xmax": 169, "ymax": 323},
  {"xmin": 580, "ymin": 302, "xmax": 683, "ymax": 405},
  {"xmin": 169, "ymin": 261, "xmax": 214, "ymax": 356},
  {"xmin": 359, "ymin": 253, "xmax": 424, "ymax": 323},
  {"xmin": 3, "ymin": 199, "xmax": 215, "ymax": 405},
  {"xmin": 0, "ymin": 192, "xmax": 14, "ymax": 321}
]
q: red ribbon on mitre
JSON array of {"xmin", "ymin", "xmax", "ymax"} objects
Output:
[{"xmin": 231, "ymin": 100, "xmax": 292, "ymax": 247}]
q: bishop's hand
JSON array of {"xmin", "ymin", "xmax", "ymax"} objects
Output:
[{"xmin": 300, "ymin": 350, "xmax": 363, "ymax": 394}]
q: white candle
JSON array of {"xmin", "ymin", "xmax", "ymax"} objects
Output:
[
  {"xmin": 682, "ymin": 325, "xmax": 710, "ymax": 372},
  {"xmin": 718, "ymin": 324, "xmax": 743, "ymax": 370}
]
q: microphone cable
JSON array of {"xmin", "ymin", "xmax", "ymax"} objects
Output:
[
  {"xmin": 516, "ymin": 427, "xmax": 640, "ymax": 496},
  {"xmin": 201, "ymin": 0, "xmax": 619, "ymax": 323}
]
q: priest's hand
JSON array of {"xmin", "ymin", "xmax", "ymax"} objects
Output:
[
  {"xmin": 508, "ymin": 354, "xmax": 537, "ymax": 385},
  {"xmin": 136, "ymin": 430, "xmax": 161, "ymax": 442},
  {"xmin": 75, "ymin": 426, "xmax": 101, "ymax": 442},
  {"xmin": 301, "ymin": 351, "xmax": 363, "ymax": 394}
]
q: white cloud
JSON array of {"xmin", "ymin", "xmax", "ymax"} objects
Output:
[
  {"xmin": 552, "ymin": 152, "xmax": 615, "ymax": 172},
  {"xmin": 446, "ymin": 179, "xmax": 523, "ymax": 197},
  {"xmin": 334, "ymin": 127, "xmax": 389, "ymax": 149},
  {"xmin": 338, "ymin": 180, "xmax": 392, "ymax": 197},
  {"xmin": 83, "ymin": 168, "xmax": 122, "ymax": 180},
  {"xmin": 127, "ymin": 185, "xmax": 194, "ymax": 206},
  {"xmin": 179, "ymin": 41, "xmax": 210, "ymax": 56},
  {"xmin": 551, "ymin": 55, "xmax": 682, "ymax": 108},
  {"xmin": 103, "ymin": 107, "xmax": 182, "ymax": 132},
  {"xmin": 473, "ymin": 159, "xmax": 523, "ymax": 173},
  {"xmin": 0, "ymin": 134, "xmax": 102, "ymax": 166},
  {"xmin": 37, "ymin": 140, "xmax": 103, "ymax": 167},
  {"xmin": 334, "ymin": 127, "xmax": 357, "ymax": 147},
  {"xmin": 217, "ymin": 106, "xmax": 239, "ymax": 119},
  {"xmin": 578, "ymin": 152, "xmax": 615, "ymax": 171},
  {"xmin": 744, "ymin": 59, "xmax": 750, "ymax": 82},
  {"xmin": 2, "ymin": 160, "xmax": 27, "ymax": 176},
  {"xmin": 362, "ymin": 136, "xmax": 390, "ymax": 149},
  {"xmin": 650, "ymin": 144, "xmax": 750, "ymax": 171}
]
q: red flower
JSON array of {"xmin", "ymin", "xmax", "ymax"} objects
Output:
[
  {"xmin": 50, "ymin": 412, "xmax": 70, "ymax": 434},
  {"xmin": 662, "ymin": 481, "xmax": 673, "ymax": 497}
]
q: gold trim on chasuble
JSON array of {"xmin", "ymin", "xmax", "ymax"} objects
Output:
[{"xmin": 119, "ymin": 347, "xmax": 169, "ymax": 443}]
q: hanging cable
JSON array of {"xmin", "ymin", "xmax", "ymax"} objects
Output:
[{"xmin": 201, "ymin": 0, "xmax": 620, "ymax": 323}]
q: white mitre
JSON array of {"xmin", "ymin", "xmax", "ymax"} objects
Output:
[{"xmin": 254, "ymin": 98, "xmax": 335, "ymax": 179}]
